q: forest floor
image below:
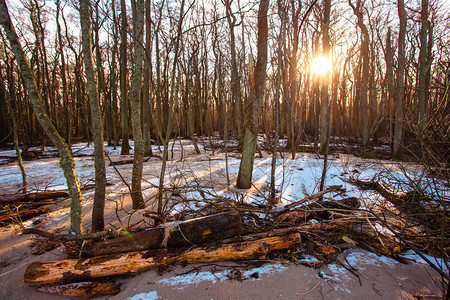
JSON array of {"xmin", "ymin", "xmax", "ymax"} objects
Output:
[{"xmin": 0, "ymin": 139, "xmax": 448, "ymax": 299}]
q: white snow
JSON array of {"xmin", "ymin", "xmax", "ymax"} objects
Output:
[
  {"xmin": 128, "ymin": 290, "xmax": 159, "ymax": 300},
  {"xmin": 156, "ymin": 263, "xmax": 287, "ymax": 289}
]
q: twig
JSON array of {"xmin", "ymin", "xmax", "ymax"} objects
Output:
[
  {"xmin": 22, "ymin": 227, "xmax": 117, "ymax": 241},
  {"xmin": 369, "ymin": 211, "xmax": 450, "ymax": 281},
  {"xmin": 104, "ymin": 150, "xmax": 132, "ymax": 195},
  {"xmin": 295, "ymin": 282, "xmax": 320, "ymax": 296}
]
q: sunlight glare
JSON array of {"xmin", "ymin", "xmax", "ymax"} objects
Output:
[{"xmin": 311, "ymin": 55, "xmax": 331, "ymax": 76}]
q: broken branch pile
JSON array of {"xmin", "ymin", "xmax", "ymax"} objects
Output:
[
  {"xmin": 0, "ymin": 191, "xmax": 68, "ymax": 227},
  {"xmin": 21, "ymin": 183, "xmax": 449, "ymax": 297}
]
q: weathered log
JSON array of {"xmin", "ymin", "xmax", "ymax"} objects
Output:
[
  {"xmin": 0, "ymin": 191, "xmax": 69, "ymax": 204},
  {"xmin": 36, "ymin": 282, "xmax": 120, "ymax": 298},
  {"xmin": 275, "ymin": 197, "xmax": 360, "ymax": 223},
  {"xmin": 91, "ymin": 210, "xmax": 243, "ymax": 256},
  {"xmin": 24, "ymin": 233, "xmax": 301, "ymax": 285},
  {"xmin": 0, "ymin": 206, "xmax": 50, "ymax": 226}
]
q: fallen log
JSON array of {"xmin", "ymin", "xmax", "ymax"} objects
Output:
[
  {"xmin": 36, "ymin": 282, "xmax": 120, "ymax": 299},
  {"xmin": 0, "ymin": 191, "xmax": 69, "ymax": 204},
  {"xmin": 24, "ymin": 232, "xmax": 301, "ymax": 285},
  {"xmin": 275, "ymin": 197, "xmax": 360, "ymax": 223},
  {"xmin": 91, "ymin": 210, "xmax": 243, "ymax": 256},
  {"xmin": 109, "ymin": 156, "xmax": 151, "ymax": 166},
  {"xmin": 0, "ymin": 206, "xmax": 50, "ymax": 226},
  {"xmin": 350, "ymin": 179, "xmax": 449, "ymax": 230}
]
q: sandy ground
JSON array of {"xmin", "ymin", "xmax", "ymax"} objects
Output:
[{"xmin": 0, "ymin": 141, "xmax": 448, "ymax": 299}]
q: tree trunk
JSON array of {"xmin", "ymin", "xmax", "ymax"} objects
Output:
[
  {"xmin": 80, "ymin": 0, "xmax": 107, "ymax": 231},
  {"xmin": 319, "ymin": 0, "xmax": 331, "ymax": 154},
  {"xmin": 224, "ymin": 0, "xmax": 244, "ymax": 148},
  {"xmin": 2, "ymin": 68, "xmax": 27, "ymax": 193},
  {"xmin": 120, "ymin": 0, "xmax": 130, "ymax": 155},
  {"xmin": 349, "ymin": 0, "xmax": 370, "ymax": 146},
  {"xmin": 0, "ymin": 0, "xmax": 83, "ymax": 234},
  {"xmin": 393, "ymin": 0, "xmax": 406, "ymax": 158},
  {"xmin": 142, "ymin": 0, "xmax": 153, "ymax": 157},
  {"xmin": 236, "ymin": 0, "xmax": 269, "ymax": 189},
  {"xmin": 417, "ymin": 0, "xmax": 430, "ymax": 132},
  {"xmin": 129, "ymin": 0, "xmax": 145, "ymax": 209}
]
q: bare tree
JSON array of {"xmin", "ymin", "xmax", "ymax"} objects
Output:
[
  {"xmin": 79, "ymin": 0, "xmax": 107, "ymax": 231},
  {"xmin": 120, "ymin": 0, "xmax": 130, "ymax": 155},
  {"xmin": 236, "ymin": 0, "xmax": 269, "ymax": 189},
  {"xmin": 349, "ymin": 0, "xmax": 370, "ymax": 146},
  {"xmin": 0, "ymin": 0, "xmax": 83, "ymax": 234},
  {"xmin": 393, "ymin": 0, "xmax": 406, "ymax": 158},
  {"xmin": 130, "ymin": 0, "xmax": 145, "ymax": 209}
]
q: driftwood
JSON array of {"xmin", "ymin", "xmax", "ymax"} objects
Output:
[
  {"xmin": 91, "ymin": 210, "xmax": 243, "ymax": 256},
  {"xmin": 0, "ymin": 206, "xmax": 50, "ymax": 226},
  {"xmin": 0, "ymin": 191, "xmax": 69, "ymax": 204},
  {"xmin": 24, "ymin": 232, "xmax": 301, "ymax": 285},
  {"xmin": 36, "ymin": 282, "xmax": 120, "ymax": 299},
  {"xmin": 275, "ymin": 197, "xmax": 360, "ymax": 223}
]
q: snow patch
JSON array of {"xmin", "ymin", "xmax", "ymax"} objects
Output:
[{"xmin": 128, "ymin": 290, "xmax": 159, "ymax": 300}]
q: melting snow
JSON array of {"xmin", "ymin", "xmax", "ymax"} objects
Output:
[
  {"xmin": 156, "ymin": 263, "xmax": 287, "ymax": 289},
  {"xmin": 128, "ymin": 290, "xmax": 159, "ymax": 300}
]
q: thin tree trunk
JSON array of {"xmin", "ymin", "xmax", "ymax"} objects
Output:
[
  {"xmin": 129, "ymin": 0, "xmax": 145, "ymax": 209},
  {"xmin": 385, "ymin": 28, "xmax": 394, "ymax": 148},
  {"xmin": 236, "ymin": 0, "xmax": 269, "ymax": 189},
  {"xmin": 80, "ymin": 0, "xmax": 106, "ymax": 232},
  {"xmin": 393, "ymin": 0, "xmax": 406, "ymax": 158},
  {"xmin": 417, "ymin": 0, "xmax": 429, "ymax": 132},
  {"xmin": 56, "ymin": 0, "xmax": 71, "ymax": 147},
  {"xmin": 224, "ymin": 0, "xmax": 244, "ymax": 148},
  {"xmin": 349, "ymin": 0, "xmax": 370, "ymax": 146},
  {"xmin": 157, "ymin": 0, "xmax": 185, "ymax": 215},
  {"xmin": 142, "ymin": 0, "xmax": 153, "ymax": 157},
  {"xmin": 320, "ymin": 0, "xmax": 331, "ymax": 154},
  {"xmin": 120, "ymin": 0, "xmax": 130, "ymax": 155},
  {"xmin": 3, "ymin": 76, "xmax": 27, "ymax": 193}
]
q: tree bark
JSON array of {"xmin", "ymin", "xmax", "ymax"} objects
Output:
[
  {"xmin": 80, "ymin": 0, "xmax": 107, "ymax": 231},
  {"xmin": 224, "ymin": 0, "xmax": 244, "ymax": 147},
  {"xmin": 142, "ymin": 0, "xmax": 153, "ymax": 157},
  {"xmin": 319, "ymin": 0, "xmax": 331, "ymax": 154},
  {"xmin": 92, "ymin": 210, "xmax": 243, "ymax": 256},
  {"xmin": 130, "ymin": 0, "xmax": 145, "ymax": 209},
  {"xmin": 417, "ymin": 0, "xmax": 430, "ymax": 132},
  {"xmin": 120, "ymin": 0, "xmax": 130, "ymax": 155},
  {"xmin": 236, "ymin": 0, "xmax": 269, "ymax": 189},
  {"xmin": 24, "ymin": 233, "xmax": 301, "ymax": 285},
  {"xmin": 349, "ymin": 0, "xmax": 370, "ymax": 146},
  {"xmin": 393, "ymin": 0, "xmax": 406, "ymax": 158},
  {"xmin": 0, "ymin": 0, "xmax": 83, "ymax": 234}
]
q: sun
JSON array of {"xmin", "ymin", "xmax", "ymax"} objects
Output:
[{"xmin": 311, "ymin": 55, "xmax": 332, "ymax": 76}]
